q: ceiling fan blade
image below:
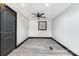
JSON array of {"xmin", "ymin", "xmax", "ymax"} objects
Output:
[
  {"xmin": 40, "ymin": 16, "xmax": 46, "ymax": 18},
  {"xmin": 40, "ymin": 13, "xmax": 45, "ymax": 16},
  {"xmin": 32, "ymin": 13, "xmax": 37, "ymax": 16}
]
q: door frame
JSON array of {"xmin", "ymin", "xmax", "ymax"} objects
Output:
[{"xmin": 0, "ymin": 3, "xmax": 17, "ymax": 52}]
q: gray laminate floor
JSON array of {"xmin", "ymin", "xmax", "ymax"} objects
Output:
[{"xmin": 9, "ymin": 38, "xmax": 72, "ymax": 56}]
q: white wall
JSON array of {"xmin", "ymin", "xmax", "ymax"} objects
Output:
[
  {"xmin": 17, "ymin": 14, "xmax": 29, "ymax": 45},
  {"xmin": 51, "ymin": 4, "xmax": 79, "ymax": 55},
  {"xmin": 29, "ymin": 19, "xmax": 51, "ymax": 37},
  {"xmin": 6, "ymin": 3, "xmax": 29, "ymax": 45}
]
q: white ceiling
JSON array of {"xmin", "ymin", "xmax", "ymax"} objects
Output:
[{"xmin": 6, "ymin": 3, "xmax": 72, "ymax": 20}]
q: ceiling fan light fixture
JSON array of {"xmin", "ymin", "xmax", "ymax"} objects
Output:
[
  {"xmin": 21, "ymin": 3, "xmax": 25, "ymax": 7},
  {"xmin": 45, "ymin": 3, "xmax": 49, "ymax": 7}
]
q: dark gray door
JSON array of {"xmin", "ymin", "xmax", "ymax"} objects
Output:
[{"xmin": 0, "ymin": 5, "xmax": 16, "ymax": 56}]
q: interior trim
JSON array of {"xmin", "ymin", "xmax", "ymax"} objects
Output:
[
  {"xmin": 50, "ymin": 37, "xmax": 78, "ymax": 56},
  {"xmin": 16, "ymin": 37, "xmax": 30, "ymax": 48},
  {"xmin": 28, "ymin": 37, "xmax": 52, "ymax": 39},
  {"xmin": 0, "ymin": 3, "xmax": 1, "ymax": 56}
]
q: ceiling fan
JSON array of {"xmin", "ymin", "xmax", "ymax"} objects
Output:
[{"xmin": 32, "ymin": 12, "xmax": 46, "ymax": 20}]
